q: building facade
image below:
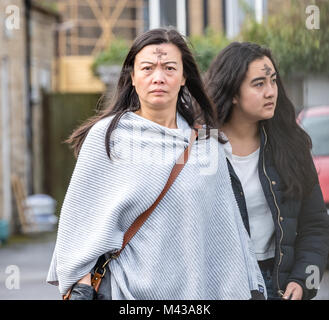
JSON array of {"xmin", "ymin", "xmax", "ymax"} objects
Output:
[
  {"xmin": 50, "ymin": 0, "xmax": 270, "ymax": 92},
  {"xmin": 0, "ymin": 0, "xmax": 58, "ymax": 232}
]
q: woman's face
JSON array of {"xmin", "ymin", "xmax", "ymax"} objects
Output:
[
  {"xmin": 232, "ymin": 56, "xmax": 278, "ymax": 122},
  {"xmin": 131, "ymin": 43, "xmax": 186, "ymax": 112}
]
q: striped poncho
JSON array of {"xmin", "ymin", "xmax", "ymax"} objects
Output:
[{"xmin": 47, "ymin": 111, "xmax": 266, "ymax": 299}]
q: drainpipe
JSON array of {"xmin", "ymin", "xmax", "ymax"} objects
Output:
[{"xmin": 24, "ymin": 0, "xmax": 33, "ymax": 195}]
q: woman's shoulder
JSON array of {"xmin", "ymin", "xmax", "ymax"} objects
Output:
[
  {"xmin": 85, "ymin": 112, "xmax": 138, "ymax": 142},
  {"xmin": 91, "ymin": 112, "xmax": 140, "ymax": 132},
  {"xmin": 80, "ymin": 115, "xmax": 116, "ymax": 148},
  {"xmin": 91, "ymin": 115, "xmax": 116, "ymax": 132}
]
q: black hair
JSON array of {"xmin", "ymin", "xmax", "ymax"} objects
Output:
[
  {"xmin": 204, "ymin": 42, "xmax": 318, "ymax": 199},
  {"xmin": 67, "ymin": 28, "xmax": 218, "ymax": 158}
]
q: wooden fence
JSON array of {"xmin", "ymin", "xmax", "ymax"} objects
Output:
[{"xmin": 42, "ymin": 92, "xmax": 102, "ymax": 215}]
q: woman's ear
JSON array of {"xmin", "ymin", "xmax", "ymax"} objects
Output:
[
  {"xmin": 181, "ymin": 76, "xmax": 186, "ymax": 86},
  {"xmin": 232, "ymin": 96, "xmax": 238, "ymax": 105}
]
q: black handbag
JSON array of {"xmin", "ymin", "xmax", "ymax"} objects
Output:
[{"xmin": 69, "ymin": 253, "xmax": 113, "ymax": 300}]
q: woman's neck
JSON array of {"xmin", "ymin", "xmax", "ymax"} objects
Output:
[
  {"xmin": 135, "ymin": 106, "xmax": 177, "ymax": 128},
  {"xmin": 222, "ymin": 120, "xmax": 259, "ymax": 141},
  {"xmin": 222, "ymin": 117, "xmax": 260, "ymax": 156}
]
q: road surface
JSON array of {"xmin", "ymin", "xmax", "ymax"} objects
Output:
[{"xmin": 0, "ymin": 232, "xmax": 328, "ymax": 300}]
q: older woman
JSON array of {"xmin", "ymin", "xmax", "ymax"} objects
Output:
[{"xmin": 47, "ymin": 29, "xmax": 265, "ymax": 300}]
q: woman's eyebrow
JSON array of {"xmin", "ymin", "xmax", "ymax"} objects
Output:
[
  {"xmin": 140, "ymin": 61, "xmax": 178, "ymax": 65},
  {"xmin": 251, "ymin": 72, "xmax": 277, "ymax": 83},
  {"xmin": 251, "ymin": 76, "xmax": 266, "ymax": 84}
]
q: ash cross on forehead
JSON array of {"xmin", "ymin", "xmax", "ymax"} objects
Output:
[
  {"xmin": 153, "ymin": 47, "xmax": 167, "ymax": 59},
  {"xmin": 262, "ymin": 64, "xmax": 272, "ymax": 76}
]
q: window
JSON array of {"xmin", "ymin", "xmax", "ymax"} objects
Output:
[
  {"xmin": 224, "ymin": 0, "xmax": 267, "ymax": 39},
  {"xmin": 148, "ymin": 0, "xmax": 186, "ymax": 35},
  {"xmin": 160, "ymin": 0, "xmax": 177, "ymax": 27}
]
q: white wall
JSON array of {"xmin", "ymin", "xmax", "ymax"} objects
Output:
[
  {"xmin": 284, "ymin": 75, "xmax": 329, "ymax": 113},
  {"xmin": 304, "ymin": 76, "xmax": 329, "ymax": 108}
]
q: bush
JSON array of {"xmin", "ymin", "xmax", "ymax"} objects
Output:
[
  {"xmin": 92, "ymin": 1, "xmax": 329, "ymax": 78},
  {"xmin": 92, "ymin": 38, "xmax": 130, "ymax": 75},
  {"xmin": 238, "ymin": 0, "xmax": 329, "ymax": 77},
  {"xmin": 189, "ymin": 29, "xmax": 229, "ymax": 73}
]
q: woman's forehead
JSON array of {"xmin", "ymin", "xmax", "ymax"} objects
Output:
[
  {"xmin": 246, "ymin": 57, "xmax": 275, "ymax": 78},
  {"xmin": 135, "ymin": 43, "xmax": 182, "ymax": 63}
]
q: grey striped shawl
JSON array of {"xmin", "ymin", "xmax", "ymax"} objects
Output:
[{"xmin": 47, "ymin": 112, "xmax": 266, "ymax": 299}]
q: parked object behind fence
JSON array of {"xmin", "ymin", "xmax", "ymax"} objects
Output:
[{"xmin": 11, "ymin": 174, "xmax": 58, "ymax": 234}]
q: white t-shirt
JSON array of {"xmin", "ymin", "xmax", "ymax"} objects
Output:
[{"xmin": 223, "ymin": 140, "xmax": 275, "ymax": 261}]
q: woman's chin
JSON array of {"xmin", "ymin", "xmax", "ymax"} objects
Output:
[{"xmin": 260, "ymin": 109, "xmax": 275, "ymax": 120}]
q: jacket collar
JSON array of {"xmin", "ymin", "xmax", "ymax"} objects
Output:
[{"xmin": 259, "ymin": 124, "xmax": 267, "ymax": 151}]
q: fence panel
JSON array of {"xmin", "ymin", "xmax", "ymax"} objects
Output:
[{"xmin": 42, "ymin": 92, "xmax": 102, "ymax": 215}]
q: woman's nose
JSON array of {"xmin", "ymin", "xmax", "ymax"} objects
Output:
[
  {"xmin": 265, "ymin": 82, "xmax": 275, "ymax": 98},
  {"xmin": 152, "ymin": 69, "xmax": 165, "ymax": 84}
]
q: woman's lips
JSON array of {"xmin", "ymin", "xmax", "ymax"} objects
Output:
[
  {"xmin": 150, "ymin": 89, "xmax": 166, "ymax": 93},
  {"xmin": 264, "ymin": 102, "xmax": 274, "ymax": 107},
  {"xmin": 150, "ymin": 90, "xmax": 167, "ymax": 96}
]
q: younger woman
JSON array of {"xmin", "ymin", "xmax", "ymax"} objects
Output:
[{"xmin": 205, "ymin": 42, "xmax": 329, "ymax": 300}]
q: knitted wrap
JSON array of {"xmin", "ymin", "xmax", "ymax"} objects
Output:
[{"xmin": 47, "ymin": 112, "xmax": 266, "ymax": 299}]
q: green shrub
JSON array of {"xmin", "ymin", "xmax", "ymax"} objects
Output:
[
  {"xmin": 238, "ymin": 0, "xmax": 329, "ymax": 76},
  {"xmin": 92, "ymin": 0, "xmax": 329, "ymax": 78},
  {"xmin": 189, "ymin": 29, "xmax": 229, "ymax": 73},
  {"xmin": 92, "ymin": 38, "xmax": 130, "ymax": 75}
]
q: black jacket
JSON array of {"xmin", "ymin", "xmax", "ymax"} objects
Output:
[{"xmin": 227, "ymin": 126, "xmax": 329, "ymax": 300}]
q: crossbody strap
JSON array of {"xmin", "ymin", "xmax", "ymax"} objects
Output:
[
  {"xmin": 120, "ymin": 127, "xmax": 198, "ymax": 254},
  {"xmin": 91, "ymin": 128, "xmax": 199, "ymax": 291}
]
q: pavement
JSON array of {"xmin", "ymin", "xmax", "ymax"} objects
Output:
[
  {"xmin": 0, "ymin": 232, "xmax": 60, "ymax": 300},
  {"xmin": 0, "ymin": 232, "xmax": 328, "ymax": 300}
]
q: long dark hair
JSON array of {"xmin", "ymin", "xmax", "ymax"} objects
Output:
[
  {"xmin": 67, "ymin": 28, "xmax": 218, "ymax": 158},
  {"xmin": 204, "ymin": 42, "xmax": 317, "ymax": 199}
]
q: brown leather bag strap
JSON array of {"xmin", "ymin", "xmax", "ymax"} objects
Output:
[{"xmin": 118, "ymin": 127, "xmax": 199, "ymax": 254}]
